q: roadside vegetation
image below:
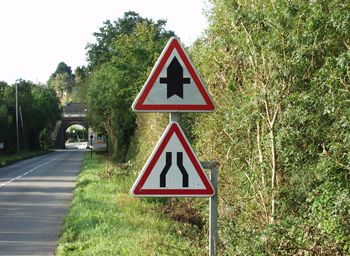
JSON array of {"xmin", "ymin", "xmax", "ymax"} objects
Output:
[
  {"xmin": 188, "ymin": 1, "xmax": 350, "ymax": 254},
  {"xmin": 56, "ymin": 153, "xmax": 208, "ymax": 255},
  {"xmin": 0, "ymin": 150, "xmax": 51, "ymax": 167},
  {"xmin": 0, "ymin": 80, "xmax": 61, "ymax": 154}
]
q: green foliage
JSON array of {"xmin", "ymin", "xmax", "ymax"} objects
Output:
[
  {"xmin": 67, "ymin": 126, "xmax": 87, "ymax": 141},
  {"xmin": 51, "ymin": 72, "xmax": 75, "ymax": 98},
  {"xmin": 47, "ymin": 62, "xmax": 75, "ymax": 88},
  {"xmin": 85, "ymin": 11, "xmax": 174, "ymax": 72},
  {"xmin": 73, "ymin": 65, "xmax": 91, "ymax": 103},
  {"xmin": 85, "ymin": 12, "xmax": 175, "ymax": 162},
  {"xmin": 0, "ymin": 104, "xmax": 13, "ymax": 155},
  {"xmin": 0, "ymin": 80, "xmax": 61, "ymax": 152},
  {"xmin": 47, "ymin": 62, "xmax": 76, "ymax": 104},
  {"xmin": 184, "ymin": 0, "xmax": 350, "ymax": 254},
  {"xmin": 0, "ymin": 80, "xmax": 8, "ymax": 89},
  {"xmin": 127, "ymin": 113, "xmax": 169, "ymax": 174}
]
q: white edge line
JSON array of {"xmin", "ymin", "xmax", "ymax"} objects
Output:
[{"xmin": 0, "ymin": 152, "xmax": 68, "ymax": 188}]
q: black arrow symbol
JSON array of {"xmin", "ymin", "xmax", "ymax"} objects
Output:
[{"xmin": 160, "ymin": 56, "xmax": 190, "ymax": 99}]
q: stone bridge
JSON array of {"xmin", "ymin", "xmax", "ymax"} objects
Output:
[{"xmin": 54, "ymin": 103, "xmax": 88, "ymax": 149}]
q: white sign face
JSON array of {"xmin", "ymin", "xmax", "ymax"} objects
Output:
[
  {"xmin": 143, "ymin": 48, "xmax": 206, "ymax": 106},
  {"xmin": 0, "ymin": 143, "xmax": 3, "ymax": 149},
  {"xmin": 131, "ymin": 122, "xmax": 214, "ymax": 197},
  {"xmin": 142, "ymin": 132, "xmax": 206, "ymax": 190},
  {"xmin": 132, "ymin": 37, "xmax": 216, "ymax": 112},
  {"xmin": 89, "ymin": 132, "xmax": 96, "ymax": 140}
]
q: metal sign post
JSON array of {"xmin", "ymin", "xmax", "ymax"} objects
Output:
[
  {"xmin": 170, "ymin": 112, "xmax": 178, "ymax": 122},
  {"xmin": 90, "ymin": 135, "xmax": 93, "ymax": 158},
  {"xmin": 201, "ymin": 161, "xmax": 219, "ymax": 256}
]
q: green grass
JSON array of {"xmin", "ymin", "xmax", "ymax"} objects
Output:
[
  {"xmin": 56, "ymin": 154, "xmax": 207, "ymax": 255},
  {"xmin": 0, "ymin": 150, "xmax": 52, "ymax": 167}
]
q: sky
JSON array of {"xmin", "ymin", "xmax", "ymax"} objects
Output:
[{"xmin": 0, "ymin": 0, "xmax": 210, "ymax": 85}]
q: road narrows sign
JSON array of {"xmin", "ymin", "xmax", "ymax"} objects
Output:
[
  {"xmin": 132, "ymin": 37, "xmax": 216, "ymax": 112},
  {"xmin": 131, "ymin": 122, "xmax": 215, "ymax": 197}
]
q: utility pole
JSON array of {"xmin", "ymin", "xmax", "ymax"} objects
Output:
[
  {"xmin": 19, "ymin": 106, "xmax": 27, "ymax": 151},
  {"xmin": 15, "ymin": 78, "xmax": 22, "ymax": 151}
]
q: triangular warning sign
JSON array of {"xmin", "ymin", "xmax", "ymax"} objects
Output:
[
  {"xmin": 132, "ymin": 37, "xmax": 216, "ymax": 112},
  {"xmin": 131, "ymin": 122, "xmax": 215, "ymax": 197}
]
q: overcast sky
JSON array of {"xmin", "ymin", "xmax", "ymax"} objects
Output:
[{"xmin": 0, "ymin": 0, "xmax": 209, "ymax": 85}]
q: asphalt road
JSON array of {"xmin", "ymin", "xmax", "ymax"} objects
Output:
[{"xmin": 0, "ymin": 144, "xmax": 87, "ymax": 255}]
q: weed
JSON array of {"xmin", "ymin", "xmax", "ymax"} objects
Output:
[{"xmin": 160, "ymin": 198, "xmax": 205, "ymax": 231}]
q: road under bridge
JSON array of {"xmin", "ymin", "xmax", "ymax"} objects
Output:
[{"xmin": 54, "ymin": 103, "xmax": 88, "ymax": 149}]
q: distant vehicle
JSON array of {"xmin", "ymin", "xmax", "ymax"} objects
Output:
[{"xmin": 75, "ymin": 142, "xmax": 90, "ymax": 150}]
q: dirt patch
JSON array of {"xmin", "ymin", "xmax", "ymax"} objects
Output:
[{"xmin": 159, "ymin": 198, "xmax": 204, "ymax": 230}]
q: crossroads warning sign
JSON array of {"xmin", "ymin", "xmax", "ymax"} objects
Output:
[
  {"xmin": 132, "ymin": 37, "xmax": 216, "ymax": 112},
  {"xmin": 131, "ymin": 122, "xmax": 215, "ymax": 197}
]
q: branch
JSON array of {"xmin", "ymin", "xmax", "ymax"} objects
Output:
[
  {"xmin": 322, "ymin": 143, "xmax": 350, "ymax": 171},
  {"xmin": 241, "ymin": 22, "xmax": 257, "ymax": 65},
  {"xmin": 223, "ymin": 130, "xmax": 250, "ymax": 167}
]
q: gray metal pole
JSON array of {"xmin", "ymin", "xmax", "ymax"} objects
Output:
[
  {"xmin": 169, "ymin": 113, "xmax": 179, "ymax": 122},
  {"xmin": 19, "ymin": 106, "xmax": 27, "ymax": 151},
  {"xmin": 106, "ymin": 134, "xmax": 109, "ymax": 158},
  {"xmin": 91, "ymin": 137, "xmax": 93, "ymax": 158},
  {"xmin": 15, "ymin": 78, "xmax": 22, "ymax": 151},
  {"xmin": 210, "ymin": 165, "xmax": 218, "ymax": 256},
  {"xmin": 201, "ymin": 161, "xmax": 219, "ymax": 256},
  {"xmin": 16, "ymin": 82, "xmax": 19, "ymax": 151}
]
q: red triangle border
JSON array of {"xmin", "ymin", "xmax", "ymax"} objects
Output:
[
  {"xmin": 132, "ymin": 123, "xmax": 214, "ymax": 196},
  {"xmin": 133, "ymin": 37, "xmax": 216, "ymax": 112}
]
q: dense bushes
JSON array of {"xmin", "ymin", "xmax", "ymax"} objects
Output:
[{"xmin": 184, "ymin": 0, "xmax": 350, "ymax": 254}]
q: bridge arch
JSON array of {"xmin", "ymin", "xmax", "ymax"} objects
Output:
[{"xmin": 54, "ymin": 103, "xmax": 89, "ymax": 149}]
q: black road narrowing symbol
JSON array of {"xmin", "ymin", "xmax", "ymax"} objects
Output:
[{"xmin": 160, "ymin": 152, "xmax": 189, "ymax": 187}]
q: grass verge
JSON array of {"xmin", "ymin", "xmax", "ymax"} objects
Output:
[
  {"xmin": 56, "ymin": 153, "xmax": 207, "ymax": 255},
  {"xmin": 0, "ymin": 150, "xmax": 52, "ymax": 167}
]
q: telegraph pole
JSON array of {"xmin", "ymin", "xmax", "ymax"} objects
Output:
[{"xmin": 15, "ymin": 78, "xmax": 22, "ymax": 151}]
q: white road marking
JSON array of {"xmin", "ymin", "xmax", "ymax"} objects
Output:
[{"xmin": 0, "ymin": 153, "xmax": 68, "ymax": 188}]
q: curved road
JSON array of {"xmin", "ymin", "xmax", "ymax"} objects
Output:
[{"xmin": 0, "ymin": 143, "xmax": 87, "ymax": 255}]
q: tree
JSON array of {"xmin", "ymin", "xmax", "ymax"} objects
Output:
[
  {"xmin": 0, "ymin": 80, "xmax": 61, "ymax": 152},
  {"xmin": 85, "ymin": 11, "xmax": 174, "ymax": 72},
  {"xmin": 0, "ymin": 104, "xmax": 14, "ymax": 155},
  {"xmin": 189, "ymin": 0, "xmax": 350, "ymax": 254},
  {"xmin": 32, "ymin": 86, "xmax": 61, "ymax": 149},
  {"xmin": 86, "ymin": 13, "xmax": 175, "ymax": 162},
  {"xmin": 51, "ymin": 72, "xmax": 75, "ymax": 99},
  {"xmin": 47, "ymin": 62, "xmax": 75, "ymax": 90},
  {"xmin": 54, "ymin": 62, "xmax": 73, "ymax": 75},
  {"xmin": 0, "ymin": 80, "xmax": 8, "ymax": 89},
  {"xmin": 73, "ymin": 65, "xmax": 92, "ymax": 103}
]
